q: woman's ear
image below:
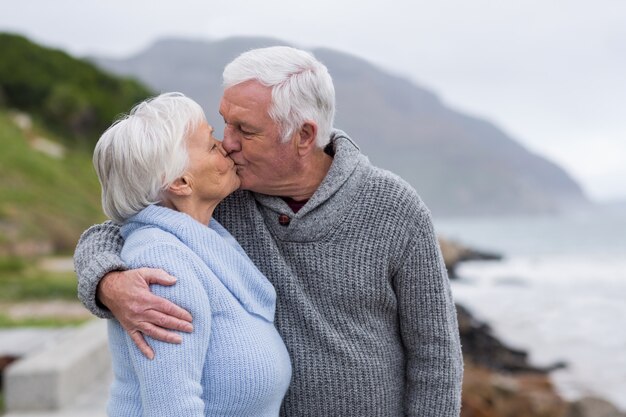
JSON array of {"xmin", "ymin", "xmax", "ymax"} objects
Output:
[{"xmin": 167, "ymin": 175, "xmax": 193, "ymax": 196}]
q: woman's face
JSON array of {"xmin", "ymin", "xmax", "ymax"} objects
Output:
[{"xmin": 184, "ymin": 120, "xmax": 240, "ymax": 202}]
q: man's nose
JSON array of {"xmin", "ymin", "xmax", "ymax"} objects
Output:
[{"xmin": 222, "ymin": 125, "xmax": 240, "ymax": 154}]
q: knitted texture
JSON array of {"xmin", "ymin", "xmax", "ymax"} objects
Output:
[
  {"xmin": 75, "ymin": 130, "xmax": 463, "ymax": 416},
  {"xmin": 75, "ymin": 223, "xmax": 126, "ymax": 319},
  {"xmin": 107, "ymin": 205, "xmax": 291, "ymax": 416}
]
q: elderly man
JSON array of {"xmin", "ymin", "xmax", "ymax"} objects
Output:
[{"xmin": 75, "ymin": 46, "xmax": 463, "ymax": 416}]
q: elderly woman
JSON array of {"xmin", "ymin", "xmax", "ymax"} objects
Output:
[{"xmin": 93, "ymin": 92, "xmax": 291, "ymax": 416}]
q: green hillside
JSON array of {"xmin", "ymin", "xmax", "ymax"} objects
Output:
[
  {"xmin": 0, "ymin": 32, "xmax": 151, "ymax": 148},
  {"xmin": 0, "ymin": 32, "xmax": 153, "ymax": 256},
  {"xmin": 0, "ymin": 110, "xmax": 104, "ymax": 254}
]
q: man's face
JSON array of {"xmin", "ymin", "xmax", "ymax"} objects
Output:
[{"xmin": 219, "ymin": 80, "xmax": 298, "ymax": 195}]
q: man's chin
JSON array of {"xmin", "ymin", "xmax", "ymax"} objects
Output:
[
  {"xmin": 238, "ymin": 178, "xmax": 265, "ymax": 193},
  {"xmin": 236, "ymin": 177, "xmax": 253, "ymax": 191}
]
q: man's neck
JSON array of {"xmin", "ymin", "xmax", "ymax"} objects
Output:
[
  {"xmin": 283, "ymin": 149, "xmax": 333, "ymax": 201},
  {"xmin": 281, "ymin": 196, "xmax": 308, "ymax": 213}
]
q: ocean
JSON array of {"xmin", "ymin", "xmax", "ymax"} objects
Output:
[{"xmin": 434, "ymin": 206, "xmax": 626, "ymax": 410}]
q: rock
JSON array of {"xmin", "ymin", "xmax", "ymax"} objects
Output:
[
  {"xmin": 0, "ymin": 355, "xmax": 19, "ymax": 390},
  {"xmin": 565, "ymin": 397, "xmax": 626, "ymax": 417},
  {"xmin": 457, "ymin": 304, "xmax": 566, "ymax": 374},
  {"xmin": 462, "ymin": 362, "xmax": 568, "ymax": 417},
  {"xmin": 9, "ymin": 111, "xmax": 33, "ymax": 130},
  {"xmin": 439, "ymin": 237, "xmax": 502, "ymax": 278},
  {"xmin": 31, "ymin": 137, "xmax": 66, "ymax": 159}
]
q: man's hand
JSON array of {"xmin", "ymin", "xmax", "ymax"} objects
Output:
[{"xmin": 97, "ymin": 268, "xmax": 194, "ymax": 360}]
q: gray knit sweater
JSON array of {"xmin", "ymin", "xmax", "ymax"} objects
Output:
[{"xmin": 74, "ymin": 130, "xmax": 463, "ymax": 416}]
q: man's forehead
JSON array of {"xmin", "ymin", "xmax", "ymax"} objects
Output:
[
  {"xmin": 224, "ymin": 81, "xmax": 271, "ymax": 101},
  {"xmin": 220, "ymin": 84, "xmax": 272, "ymax": 118}
]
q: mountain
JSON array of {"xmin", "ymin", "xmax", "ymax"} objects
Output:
[{"xmin": 92, "ymin": 37, "xmax": 589, "ymax": 217}]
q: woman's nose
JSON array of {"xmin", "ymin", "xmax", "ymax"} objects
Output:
[{"xmin": 217, "ymin": 142, "xmax": 228, "ymax": 157}]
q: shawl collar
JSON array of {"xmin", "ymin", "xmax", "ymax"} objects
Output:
[{"xmin": 252, "ymin": 129, "xmax": 371, "ymax": 242}]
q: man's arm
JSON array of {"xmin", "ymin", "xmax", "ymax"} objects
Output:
[
  {"xmin": 74, "ymin": 221, "xmax": 126, "ymax": 318},
  {"xmin": 73, "ymin": 222, "xmax": 193, "ymax": 359},
  {"xmin": 394, "ymin": 208, "xmax": 463, "ymax": 416}
]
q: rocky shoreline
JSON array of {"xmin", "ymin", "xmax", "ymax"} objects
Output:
[
  {"xmin": 441, "ymin": 237, "xmax": 626, "ymax": 417},
  {"xmin": 458, "ymin": 303, "xmax": 626, "ymax": 417}
]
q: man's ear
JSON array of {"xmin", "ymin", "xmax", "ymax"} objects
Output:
[
  {"xmin": 296, "ymin": 121, "xmax": 318, "ymax": 156},
  {"xmin": 167, "ymin": 176, "xmax": 193, "ymax": 196}
]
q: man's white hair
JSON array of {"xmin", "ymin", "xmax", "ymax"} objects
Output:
[
  {"xmin": 223, "ymin": 46, "xmax": 335, "ymax": 147},
  {"xmin": 93, "ymin": 92, "xmax": 205, "ymax": 223}
]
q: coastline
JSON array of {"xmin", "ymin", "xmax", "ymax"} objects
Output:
[{"xmin": 440, "ymin": 237, "xmax": 626, "ymax": 416}]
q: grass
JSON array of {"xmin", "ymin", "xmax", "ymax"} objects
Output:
[
  {"xmin": 0, "ymin": 257, "xmax": 78, "ymax": 301},
  {"xmin": 0, "ymin": 110, "xmax": 106, "ymax": 253},
  {"xmin": 0, "ymin": 109, "xmax": 103, "ymax": 328},
  {"xmin": 0, "ymin": 313, "xmax": 87, "ymax": 328},
  {"xmin": 0, "ymin": 256, "xmax": 89, "ymax": 328}
]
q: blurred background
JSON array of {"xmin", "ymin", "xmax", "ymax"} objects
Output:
[{"xmin": 0, "ymin": 1, "xmax": 624, "ymax": 416}]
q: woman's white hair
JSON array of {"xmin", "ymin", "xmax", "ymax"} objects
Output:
[
  {"xmin": 223, "ymin": 46, "xmax": 335, "ymax": 147},
  {"xmin": 93, "ymin": 92, "xmax": 205, "ymax": 223}
]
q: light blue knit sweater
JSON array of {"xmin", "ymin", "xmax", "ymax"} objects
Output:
[{"xmin": 107, "ymin": 204, "xmax": 291, "ymax": 417}]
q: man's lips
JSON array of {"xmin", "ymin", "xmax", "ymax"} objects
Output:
[{"xmin": 227, "ymin": 157, "xmax": 241, "ymax": 169}]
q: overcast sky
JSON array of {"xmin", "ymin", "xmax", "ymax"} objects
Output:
[{"xmin": 2, "ymin": 0, "xmax": 625, "ymax": 201}]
